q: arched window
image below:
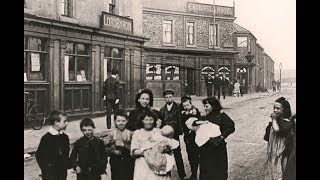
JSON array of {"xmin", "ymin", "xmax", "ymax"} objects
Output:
[{"xmin": 201, "ymin": 66, "xmax": 215, "ymax": 79}]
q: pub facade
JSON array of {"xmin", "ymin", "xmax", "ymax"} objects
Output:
[
  {"xmin": 24, "ymin": 0, "xmax": 147, "ymax": 120},
  {"xmin": 142, "ymin": 0, "xmax": 238, "ymax": 97}
]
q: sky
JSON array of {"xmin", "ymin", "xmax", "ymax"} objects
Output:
[{"xmin": 195, "ymin": 0, "xmax": 296, "ymax": 70}]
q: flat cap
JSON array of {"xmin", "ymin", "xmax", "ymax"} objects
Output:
[{"xmin": 163, "ymin": 89, "xmax": 175, "ymax": 96}]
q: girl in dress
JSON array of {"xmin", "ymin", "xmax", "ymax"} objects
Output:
[
  {"xmin": 265, "ymin": 97, "xmax": 293, "ymax": 180},
  {"xmin": 104, "ymin": 109, "xmax": 134, "ymax": 180},
  {"xmin": 131, "ymin": 110, "xmax": 171, "ymax": 180}
]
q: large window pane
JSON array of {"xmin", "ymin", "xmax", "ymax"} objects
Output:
[
  {"xmin": 75, "ymin": 43, "xmax": 88, "ymax": 55},
  {"xmin": 29, "ymin": 37, "xmax": 45, "ymax": 51},
  {"xmin": 82, "ymin": 89, "xmax": 89, "ymax": 110},
  {"xmin": 64, "ymin": 89, "xmax": 72, "ymax": 111},
  {"xmin": 76, "ymin": 57, "xmax": 89, "ymax": 81},
  {"xmin": 74, "ymin": 89, "xmax": 81, "ymax": 110},
  {"xmin": 66, "ymin": 42, "xmax": 74, "ymax": 54},
  {"xmin": 163, "ymin": 20, "xmax": 172, "ymax": 43}
]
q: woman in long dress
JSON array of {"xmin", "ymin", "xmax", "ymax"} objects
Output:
[
  {"xmin": 131, "ymin": 110, "xmax": 171, "ymax": 180},
  {"xmin": 199, "ymin": 97, "xmax": 235, "ymax": 180},
  {"xmin": 265, "ymin": 97, "xmax": 293, "ymax": 180}
]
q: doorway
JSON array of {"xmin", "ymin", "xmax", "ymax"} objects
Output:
[{"xmin": 187, "ymin": 68, "xmax": 195, "ymax": 95}]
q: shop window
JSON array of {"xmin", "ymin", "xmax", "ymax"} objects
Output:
[
  {"xmin": 24, "ymin": 37, "xmax": 47, "ymax": 81},
  {"xmin": 163, "ymin": 20, "xmax": 173, "ymax": 44},
  {"xmin": 209, "ymin": 24, "xmax": 219, "ymax": 47},
  {"xmin": 218, "ymin": 66, "xmax": 231, "ymax": 80},
  {"xmin": 146, "ymin": 63, "xmax": 161, "ymax": 80},
  {"xmin": 104, "ymin": 47, "xmax": 124, "ymax": 81},
  {"xmin": 61, "ymin": 0, "xmax": 73, "ymax": 17},
  {"xmin": 186, "ymin": 22, "xmax": 195, "ymax": 45},
  {"xmin": 164, "ymin": 64, "xmax": 179, "ymax": 80},
  {"xmin": 64, "ymin": 42, "xmax": 90, "ymax": 82},
  {"xmin": 201, "ymin": 65, "xmax": 215, "ymax": 79}
]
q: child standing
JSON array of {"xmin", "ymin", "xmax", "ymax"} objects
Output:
[
  {"xmin": 35, "ymin": 110, "xmax": 70, "ymax": 180},
  {"xmin": 69, "ymin": 118, "xmax": 107, "ymax": 180},
  {"xmin": 103, "ymin": 109, "xmax": 134, "ymax": 180},
  {"xmin": 142, "ymin": 125, "xmax": 179, "ymax": 176}
]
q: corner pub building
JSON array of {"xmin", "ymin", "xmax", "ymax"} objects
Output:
[
  {"xmin": 142, "ymin": 0, "xmax": 239, "ymax": 97},
  {"xmin": 24, "ymin": 0, "xmax": 148, "ymax": 122}
]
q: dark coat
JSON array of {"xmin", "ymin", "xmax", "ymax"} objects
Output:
[
  {"xmin": 199, "ymin": 111, "xmax": 235, "ymax": 180},
  {"xmin": 213, "ymin": 77, "xmax": 222, "ymax": 88},
  {"xmin": 69, "ymin": 136, "xmax": 107, "ymax": 177},
  {"xmin": 159, "ymin": 101, "xmax": 182, "ymax": 135},
  {"xmin": 103, "ymin": 76, "xmax": 120, "ymax": 100},
  {"xmin": 205, "ymin": 77, "xmax": 214, "ymax": 87},
  {"xmin": 35, "ymin": 132, "xmax": 70, "ymax": 180},
  {"xmin": 221, "ymin": 78, "xmax": 229, "ymax": 88}
]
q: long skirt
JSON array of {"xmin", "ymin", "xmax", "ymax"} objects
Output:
[{"xmin": 199, "ymin": 140, "xmax": 228, "ymax": 180}]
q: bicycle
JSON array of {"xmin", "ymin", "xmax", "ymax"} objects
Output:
[{"xmin": 24, "ymin": 92, "xmax": 45, "ymax": 130}]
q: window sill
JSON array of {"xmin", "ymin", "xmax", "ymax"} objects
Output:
[
  {"xmin": 65, "ymin": 81, "xmax": 92, "ymax": 85},
  {"xmin": 186, "ymin": 44, "xmax": 197, "ymax": 48},
  {"xmin": 24, "ymin": 8, "xmax": 35, "ymax": 15},
  {"xmin": 24, "ymin": 81, "xmax": 49, "ymax": 85},
  {"xmin": 162, "ymin": 43, "xmax": 175, "ymax": 47},
  {"xmin": 59, "ymin": 16, "xmax": 79, "ymax": 24}
]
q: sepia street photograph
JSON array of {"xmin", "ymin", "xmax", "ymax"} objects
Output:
[{"xmin": 24, "ymin": 0, "xmax": 296, "ymax": 179}]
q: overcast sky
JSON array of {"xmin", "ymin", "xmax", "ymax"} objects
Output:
[{"xmin": 196, "ymin": 0, "xmax": 296, "ymax": 70}]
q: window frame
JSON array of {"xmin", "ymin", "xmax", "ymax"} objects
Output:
[
  {"xmin": 186, "ymin": 22, "xmax": 195, "ymax": 46},
  {"xmin": 162, "ymin": 19, "xmax": 173, "ymax": 45},
  {"xmin": 64, "ymin": 42, "xmax": 91, "ymax": 82},
  {"xmin": 24, "ymin": 36, "xmax": 48, "ymax": 82},
  {"xmin": 61, "ymin": 0, "xmax": 73, "ymax": 17},
  {"xmin": 209, "ymin": 24, "xmax": 219, "ymax": 47},
  {"xmin": 108, "ymin": 0, "xmax": 116, "ymax": 14}
]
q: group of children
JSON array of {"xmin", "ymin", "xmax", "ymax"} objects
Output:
[{"xmin": 36, "ymin": 109, "xmax": 181, "ymax": 180}]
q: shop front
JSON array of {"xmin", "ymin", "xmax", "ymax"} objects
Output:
[
  {"xmin": 143, "ymin": 48, "xmax": 237, "ymax": 98},
  {"xmin": 24, "ymin": 13, "xmax": 147, "ymax": 121}
]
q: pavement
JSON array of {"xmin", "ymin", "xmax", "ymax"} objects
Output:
[{"xmin": 24, "ymin": 90, "xmax": 279, "ymax": 156}]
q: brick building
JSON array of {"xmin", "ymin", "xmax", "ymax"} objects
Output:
[
  {"xmin": 142, "ymin": 0, "xmax": 238, "ymax": 97},
  {"xmin": 24, "ymin": 0, "xmax": 148, "ymax": 120}
]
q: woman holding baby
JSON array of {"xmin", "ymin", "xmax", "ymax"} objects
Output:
[
  {"xmin": 199, "ymin": 97, "xmax": 235, "ymax": 180},
  {"xmin": 131, "ymin": 109, "xmax": 172, "ymax": 180}
]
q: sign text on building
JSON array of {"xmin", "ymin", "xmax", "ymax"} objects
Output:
[
  {"xmin": 187, "ymin": 2, "xmax": 234, "ymax": 17},
  {"xmin": 101, "ymin": 12, "xmax": 133, "ymax": 34}
]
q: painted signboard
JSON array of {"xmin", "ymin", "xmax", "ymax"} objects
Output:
[
  {"xmin": 187, "ymin": 2, "xmax": 234, "ymax": 17},
  {"xmin": 101, "ymin": 12, "xmax": 133, "ymax": 34}
]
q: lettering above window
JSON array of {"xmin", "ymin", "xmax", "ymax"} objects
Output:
[
  {"xmin": 187, "ymin": 2, "xmax": 234, "ymax": 17},
  {"xmin": 101, "ymin": 12, "xmax": 133, "ymax": 35}
]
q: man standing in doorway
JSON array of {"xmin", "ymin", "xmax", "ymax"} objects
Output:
[
  {"xmin": 221, "ymin": 74, "xmax": 229, "ymax": 99},
  {"xmin": 213, "ymin": 73, "xmax": 222, "ymax": 100},
  {"xmin": 159, "ymin": 89, "xmax": 187, "ymax": 180},
  {"xmin": 205, "ymin": 73, "xmax": 214, "ymax": 97},
  {"xmin": 103, "ymin": 68, "xmax": 120, "ymax": 129}
]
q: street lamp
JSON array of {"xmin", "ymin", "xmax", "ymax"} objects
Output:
[{"xmin": 279, "ymin": 62, "xmax": 282, "ymax": 91}]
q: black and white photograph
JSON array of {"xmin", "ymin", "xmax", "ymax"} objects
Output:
[{"xmin": 24, "ymin": 0, "xmax": 296, "ymax": 179}]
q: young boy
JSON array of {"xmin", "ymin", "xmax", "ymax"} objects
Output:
[
  {"xmin": 69, "ymin": 118, "xmax": 107, "ymax": 180},
  {"xmin": 142, "ymin": 125, "xmax": 179, "ymax": 176},
  {"xmin": 103, "ymin": 109, "xmax": 134, "ymax": 180},
  {"xmin": 35, "ymin": 110, "xmax": 70, "ymax": 180}
]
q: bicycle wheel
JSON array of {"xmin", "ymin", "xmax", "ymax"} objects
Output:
[{"xmin": 29, "ymin": 105, "xmax": 43, "ymax": 130}]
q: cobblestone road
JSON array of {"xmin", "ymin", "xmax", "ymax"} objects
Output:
[{"xmin": 24, "ymin": 86, "xmax": 296, "ymax": 180}]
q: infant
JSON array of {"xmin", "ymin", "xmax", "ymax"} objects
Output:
[
  {"xmin": 141, "ymin": 125, "xmax": 179, "ymax": 175},
  {"xmin": 185, "ymin": 117, "xmax": 221, "ymax": 147}
]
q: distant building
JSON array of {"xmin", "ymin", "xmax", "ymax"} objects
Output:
[{"xmin": 142, "ymin": 0, "xmax": 238, "ymax": 97}]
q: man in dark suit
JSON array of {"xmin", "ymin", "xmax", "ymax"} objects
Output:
[
  {"xmin": 205, "ymin": 73, "xmax": 214, "ymax": 97},
  {"xmin": 159, "ymin": 89, "xmax": 187, "ymax": 180},
  {"xmin": 213, "ymin": 73, "xmax": 222, "ymax": 100},
  {"xmin": 103, "ymin": 68, "xmax": 120, "ymax": 129},
  {"xmin": 221, "ymin": 74, "xmax": 229, "ymax": 99}
]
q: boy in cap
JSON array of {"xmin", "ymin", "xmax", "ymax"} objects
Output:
[{"xmin": 159, "ymin": 89, "xmax": 187, "ymax": 179}]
